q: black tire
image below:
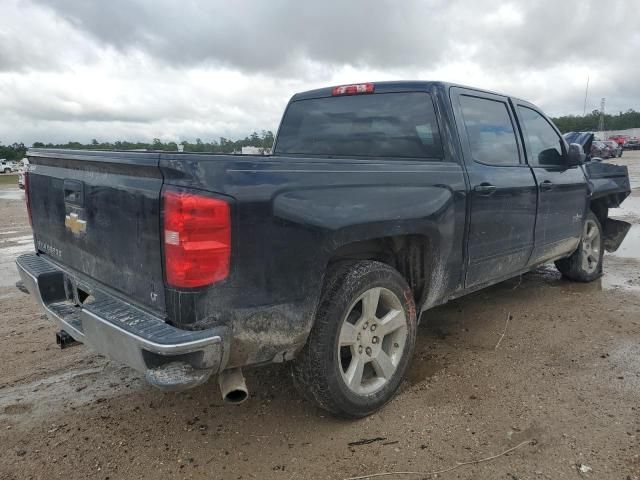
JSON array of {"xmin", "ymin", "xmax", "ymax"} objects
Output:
[
  {"xmin": 291, "ymin": 260, "xmax": 417, "ymax": 418},
  {"xmin": 554, "ymin": 211, "xmax": 604, "ymax": 282}
]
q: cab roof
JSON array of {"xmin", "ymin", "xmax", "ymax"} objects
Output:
[{"xmin": 291, "ymin": 80, "xmax": 525, "ymax": 103}]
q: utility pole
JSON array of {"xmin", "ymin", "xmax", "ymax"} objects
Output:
[
  {"xmin": 583, "ymin": 76, "xmax": 589, "ymax": 116},
  {"xmin": 598, "ymin": 97, "xmax": 605, "ymax": 135}
]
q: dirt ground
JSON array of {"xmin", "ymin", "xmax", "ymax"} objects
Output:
[{"xmin": 1, "ymin": 155, "xmax": 639, "ymax": 480}]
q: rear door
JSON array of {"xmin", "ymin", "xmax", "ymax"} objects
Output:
[
  {"xmin": 27, "ymin": 150, "xmax": 166, "ymax": 314},
  {"xmin": 514, "ymin": 104, "xmax": 588, "ymax": 264},
  {"xmin": 450, "ymin": 88, "xmax": 538, "ymax": 287}
]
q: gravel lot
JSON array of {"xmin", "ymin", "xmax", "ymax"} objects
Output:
[{"xmin": 1, "ymin": 154, "xmax": 639, "ymax": 480}]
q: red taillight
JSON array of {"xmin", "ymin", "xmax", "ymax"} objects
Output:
[
  {"xmin": 332, "ymin": 83, "xmax": 375, "ymax": 96},
  {"xmin": 162, "ymin": 188, "xmax": 231, "ymax": 288},
  {"xmin": 24, "ymin": 171, "xmax": 33, "ymax": 228}
]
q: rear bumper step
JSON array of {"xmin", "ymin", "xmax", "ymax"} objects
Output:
[{"xmin": 16, "ymin": 253, "xmax": 228, "ymax": 391}]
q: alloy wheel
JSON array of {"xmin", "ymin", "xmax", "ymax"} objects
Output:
[
  {"xmin": 338, "ymin": 287, "xmax": 408, "ymax": 396},
  {"xmin": 581, "ymin": 219, "xmax": 601, "ymax": 273}
]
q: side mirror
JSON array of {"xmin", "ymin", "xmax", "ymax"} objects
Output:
[{"xmin": 567, "ymin": 143, "xmax": 586, "ymax": 166}]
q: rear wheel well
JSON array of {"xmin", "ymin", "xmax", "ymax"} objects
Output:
[{"xmin": 327, "ymin": 235, "xmax": 432, "ymax": 304}]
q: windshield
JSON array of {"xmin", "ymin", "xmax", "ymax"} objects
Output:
[{"xmin": 275, "ymin": 92, "xmax": 443, "ymax": 159}]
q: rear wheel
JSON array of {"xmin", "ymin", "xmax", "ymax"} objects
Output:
[
  {"xmin": 291, "ymin": 261, "xmax": 417, "ymax": 418},
  {"xmin": 554, "ymin": 211, "xmax": 603, "ymax": 282}
]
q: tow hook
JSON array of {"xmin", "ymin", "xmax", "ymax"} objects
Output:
[{"xmin": 56, "ymin": 330, "xmax": 79, "ymax": 349}]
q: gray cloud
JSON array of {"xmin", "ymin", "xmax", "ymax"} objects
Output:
[
  {"xmin": 2, "ymin": 0, "xmax": 640, "ymax": 144},
  {"xmin": 31, "ymin": 0, "xmax": 454, "ymax": 72},
  {"xmin": 29, "ymin": 0, "xmax": 640, "ymax": 73}
]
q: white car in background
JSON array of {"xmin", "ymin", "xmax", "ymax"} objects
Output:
[{"xmin": 1, "ymin": 159, "xmax": 18, "ymax": 173}]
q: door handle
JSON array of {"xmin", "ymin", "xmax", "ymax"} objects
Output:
[
  {"xmin": 539, "ymin": 180, "xmax": 554, "ymax": 191},
  {"xmin": 474, "ymin": 183, "xmax": 497, "ymax": 196}
]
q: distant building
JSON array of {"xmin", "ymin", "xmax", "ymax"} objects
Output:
[
  {"xmin": 595, "ymin": 127, "xmax": 640, "ymax": 140},
  {"xmin": 241, "ymin": 146, "xmax": 271, "ymax": 155}
]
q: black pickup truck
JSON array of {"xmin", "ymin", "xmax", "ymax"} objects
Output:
[{"xmin": 17, "ymin": 81, "xmax": 631, "ymax": 418}]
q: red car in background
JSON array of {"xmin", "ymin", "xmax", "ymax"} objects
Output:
[{"xmin": 608, "ymin": 135, "xmax": 627, "ymax": 145}]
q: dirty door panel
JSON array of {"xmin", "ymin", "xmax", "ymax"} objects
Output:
[
  {"xmin": 450, "ymin": 89, "xmax": 537, "ymax": 287},
  {"xmin": 515, "ymin": 105, "xmax": 588, "ymax": 264}
]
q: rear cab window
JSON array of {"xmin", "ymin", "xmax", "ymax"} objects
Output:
[
  {"xmin": 274, "ymin": 92, "xmax": 443, "ymax": 159},
  {"xmin": 458, "ymin": 95, "xmax": 521, "ymax": 166}
]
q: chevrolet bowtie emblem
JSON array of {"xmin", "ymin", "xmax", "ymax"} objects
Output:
[{"xmin": 65, "ymin": 212, "xmax": 87, "ymax": 235}]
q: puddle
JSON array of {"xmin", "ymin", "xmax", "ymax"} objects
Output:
[
  {"xmin": 601, "ymin": 270, "xmax": 640, "ymax": 293},
  {"xmin": 0, "ymin": 235, "xmax": 34, "ymax": 287},
  {"xmin": 0, "ymin": 364, "xmax": 144, "ymax": 428},
  {"xmin": 626, "ymin": 161, "xmax": 640, "ymax": 190},
  {"xmin": 611, "ymin": 224, "xmax": 640, "ymax": 260},
  {"xmin": 612, "ymin": 195, "xmax": 640, "ymax": 219},
  {"xmin": 0, "ymin": 291, "xmax": 21, "ymax": 300},
  {"xmin": 0, "ymin": 189, "xmax": 24, "ymax": 201},
  {"xmin": 0, "ymin": 235, "xmax": 33, "ymax": 244},
  {"xmin": 601, "ymin": 252, "xmax": 640, "ymax": 293}
]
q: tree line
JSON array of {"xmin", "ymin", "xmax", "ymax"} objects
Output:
[
  {"xmin": 3, "ymin": 111, "xmax": 640, "ymax": 161},
  {"xmin": 0, "ymin": 142, "xmax": 27, "ymax": 161},
  {"xmin": 550, "ymin": 109, "xmax": 640, "ymax": 133},
  {"xmin": 27, "ymin": 130, "xmax": 275, "ymax": 154},
  {"xmin": 2, "ymin": 131, "xmax": 275, "ymax": 160}
]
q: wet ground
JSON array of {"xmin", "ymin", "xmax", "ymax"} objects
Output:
[{"xmin": 1, "ymin": 154, "xmax": 639, "ymax": 480}]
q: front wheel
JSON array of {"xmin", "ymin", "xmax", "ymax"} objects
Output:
[
  {"xmin": 292, "ymin": 261, "xmax": 417, "ymax": 418},
  {"xmin": 555, "ymin": 211, "xmax": 603, "ymax": 282}
]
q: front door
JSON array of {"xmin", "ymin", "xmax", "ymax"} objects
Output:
[
  {"xmin": 514, "ymin": 104, "xmax": 589, "ymax": 264},
  {"xmin": 451, "ymin": 88, "xmax": 538, "ymax": 288}
]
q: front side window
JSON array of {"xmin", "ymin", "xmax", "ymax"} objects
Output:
[
  {"xmin": 459, "ymin": 95, "xmax": 520, "ymax": 166},
  {"xmin": 275, "ymin": 92, "xmax": 443, "ymax": 159},
  {"xmin": 518, "ymin": 106, "xmax": 565, "ymax": 167}
]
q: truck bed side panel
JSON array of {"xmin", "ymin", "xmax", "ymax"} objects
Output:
[{"xmin": 159, "ymin": 154, "xmax": 467, "ymax": 366}]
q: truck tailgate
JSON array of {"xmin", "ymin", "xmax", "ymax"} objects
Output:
[{"xmin": 27, "ymin": 150, "xmax": 166, "ymax": 314}]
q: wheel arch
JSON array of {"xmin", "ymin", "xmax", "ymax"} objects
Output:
[{"xmin": 325, "ymin": 233, "xmax": 444, "ymax": 314}]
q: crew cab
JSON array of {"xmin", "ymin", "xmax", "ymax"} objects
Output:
[{"xmin": 17, "ymin": 81, "xmax": 631, "ymax": 418}]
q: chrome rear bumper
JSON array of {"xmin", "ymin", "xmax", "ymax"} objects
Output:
[{"xmin": 16, "ymin": 253, "xmax": 228, "ymax": 391}]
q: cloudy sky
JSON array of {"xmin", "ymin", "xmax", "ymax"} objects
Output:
[{"xmin": 1, "ymin": 0, "xmax": 638, "ymax": 145}]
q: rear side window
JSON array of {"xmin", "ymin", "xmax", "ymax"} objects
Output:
[
  {"xmin": 459, "ymin": 95, "xmax": 520, "ymax": 166},
  {"xmin": 518, "ymin": 106, "xmax": 565, "ymax": 167},
  {"xmin": 275, "ymin": 92, "xmax": 443, "ymax": 159}
]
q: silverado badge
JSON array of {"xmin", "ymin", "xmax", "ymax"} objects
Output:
[{"xmin": 65, "ymin": 212, "xmax": 87, "ymax": 235}]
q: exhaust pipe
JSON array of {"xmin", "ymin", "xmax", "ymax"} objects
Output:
[{"xmin": 218, "ymin": 368, "xmax": 249, "ymax": 404}]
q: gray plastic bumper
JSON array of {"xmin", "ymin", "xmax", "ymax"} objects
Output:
[{"xmin": 16, "ymin": 253, "xmax": 228, "ymax": 391}]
